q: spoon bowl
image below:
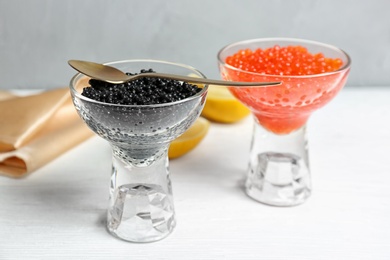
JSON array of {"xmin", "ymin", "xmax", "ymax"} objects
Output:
[{"xmin": 68, "ymin": 60, "xmax": 281, "ymax": 87}]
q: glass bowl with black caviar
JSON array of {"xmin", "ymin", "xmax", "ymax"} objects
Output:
[{"xmin": 69, "ymin": 59, "xmax": 208, "ymax": 243}]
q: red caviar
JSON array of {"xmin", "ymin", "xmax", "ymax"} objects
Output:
[
  {"xmin": 222, "ymin": 45, "xmax": 348, "ymax": 134},
  {"xmin": 225, "ymin": 45, "xmax": 343, "ymax": 76}
]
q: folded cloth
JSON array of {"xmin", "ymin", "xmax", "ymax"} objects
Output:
[
  {"xmin": 0, "ymin": 90, "xmax": 16, "ymax": 101},
  {"xmin": 0, "ymin": 88, "xmax": 93, "ymax": 177},
  {"xmin": 0, "ymin": 88, "xmax": 72, "ymax": 152}
]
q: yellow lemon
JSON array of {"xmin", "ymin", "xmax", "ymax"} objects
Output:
[
  {"xmin": 168, "ymin": 117, "xmax": 210, "ymax": 159},
  {"xmin": 201, "ymin": 85, "xmax": 250, "ymax": 123}
]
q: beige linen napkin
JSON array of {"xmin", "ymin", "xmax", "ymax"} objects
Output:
[
  {"xmin": 0, "ymin": 88, "xmax": 71, "ymax": 151},
  {"xmin": 0, "ymin": 88, "xmax": 93, "ymax": 177},
  {"xmin": 0, "ymin": 90, "xmax": 16, "ymax": 101}
]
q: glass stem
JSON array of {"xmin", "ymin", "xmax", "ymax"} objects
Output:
[
  {"xmin": 106, "ymin": 144, "xmax": 175, "ymax": 242},
  {"xmin": 245, "ymin": 119, "xmax": 312, "ymax": 206}
]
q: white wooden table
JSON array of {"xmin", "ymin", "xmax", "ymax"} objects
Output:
[{"xmin": 1, "ymin": 87, "xmax": 389, "ymax": 259}]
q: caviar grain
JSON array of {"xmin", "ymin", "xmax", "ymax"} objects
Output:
[
  {"xmin": 81, "ymin": 69, "xmax": 202, "ymax": 105},
  {"xmin": 225, "ymin": 45, "xmax": 343, "ymax": 76}
]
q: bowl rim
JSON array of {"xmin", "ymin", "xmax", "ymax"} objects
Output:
[
  {"xmin": 69, "ymin": 59, "xmax": 209, "ymax": 108},
  {"xmin": 217, "ymin": 37, "xmax": 351, "ymax": 79}
]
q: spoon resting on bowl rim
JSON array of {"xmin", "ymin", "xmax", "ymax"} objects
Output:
[{"xmin": 68, "ymin": 60, "xmax": 281, "ymax": 87}]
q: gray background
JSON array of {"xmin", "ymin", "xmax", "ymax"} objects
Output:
[{"xmin": 0, "ymin": 0, "xmax": 389, "ymax": 90}]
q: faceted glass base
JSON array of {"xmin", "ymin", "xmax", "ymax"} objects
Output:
[
  {"xmin": 245, "ymin": 152, "xmax": 311, "ymax": 206},
  {"xmin": 245, "ymin": 121, "xmax": 312, "ymax": 206},
  {"xmin": 107, "ymin": 183, "xmax": 175, "ymax": 242},
  {"xmin": 106, "ymin": 148, "xmax": 175, "ymax": 243}
]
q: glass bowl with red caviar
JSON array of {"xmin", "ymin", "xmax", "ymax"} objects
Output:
[{"xmin": 217, "ymin": 38, "xmax": 351, "ymax": 206}]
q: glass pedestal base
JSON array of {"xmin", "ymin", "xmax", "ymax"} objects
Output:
[
  {"xmin": 245, "ymin": 120, "xmax": 311, "ymax": 206},
  {"xmin": 107, "ymin": 146, "xmax": 175, "ymax": 242}
]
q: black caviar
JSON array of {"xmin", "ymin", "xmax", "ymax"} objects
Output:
[{"xmin": 81, "ymin": 69, "xmax": 202, "ymax": 105}]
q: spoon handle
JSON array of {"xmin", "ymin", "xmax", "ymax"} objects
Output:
[{"xmin": 132, "ymin": 73, "xmax": 281, "ymax": 87}]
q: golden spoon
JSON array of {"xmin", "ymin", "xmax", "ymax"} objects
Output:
[{"xmin": 68, "ymin": 60, "xmax": 281, "ymax": 87}]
